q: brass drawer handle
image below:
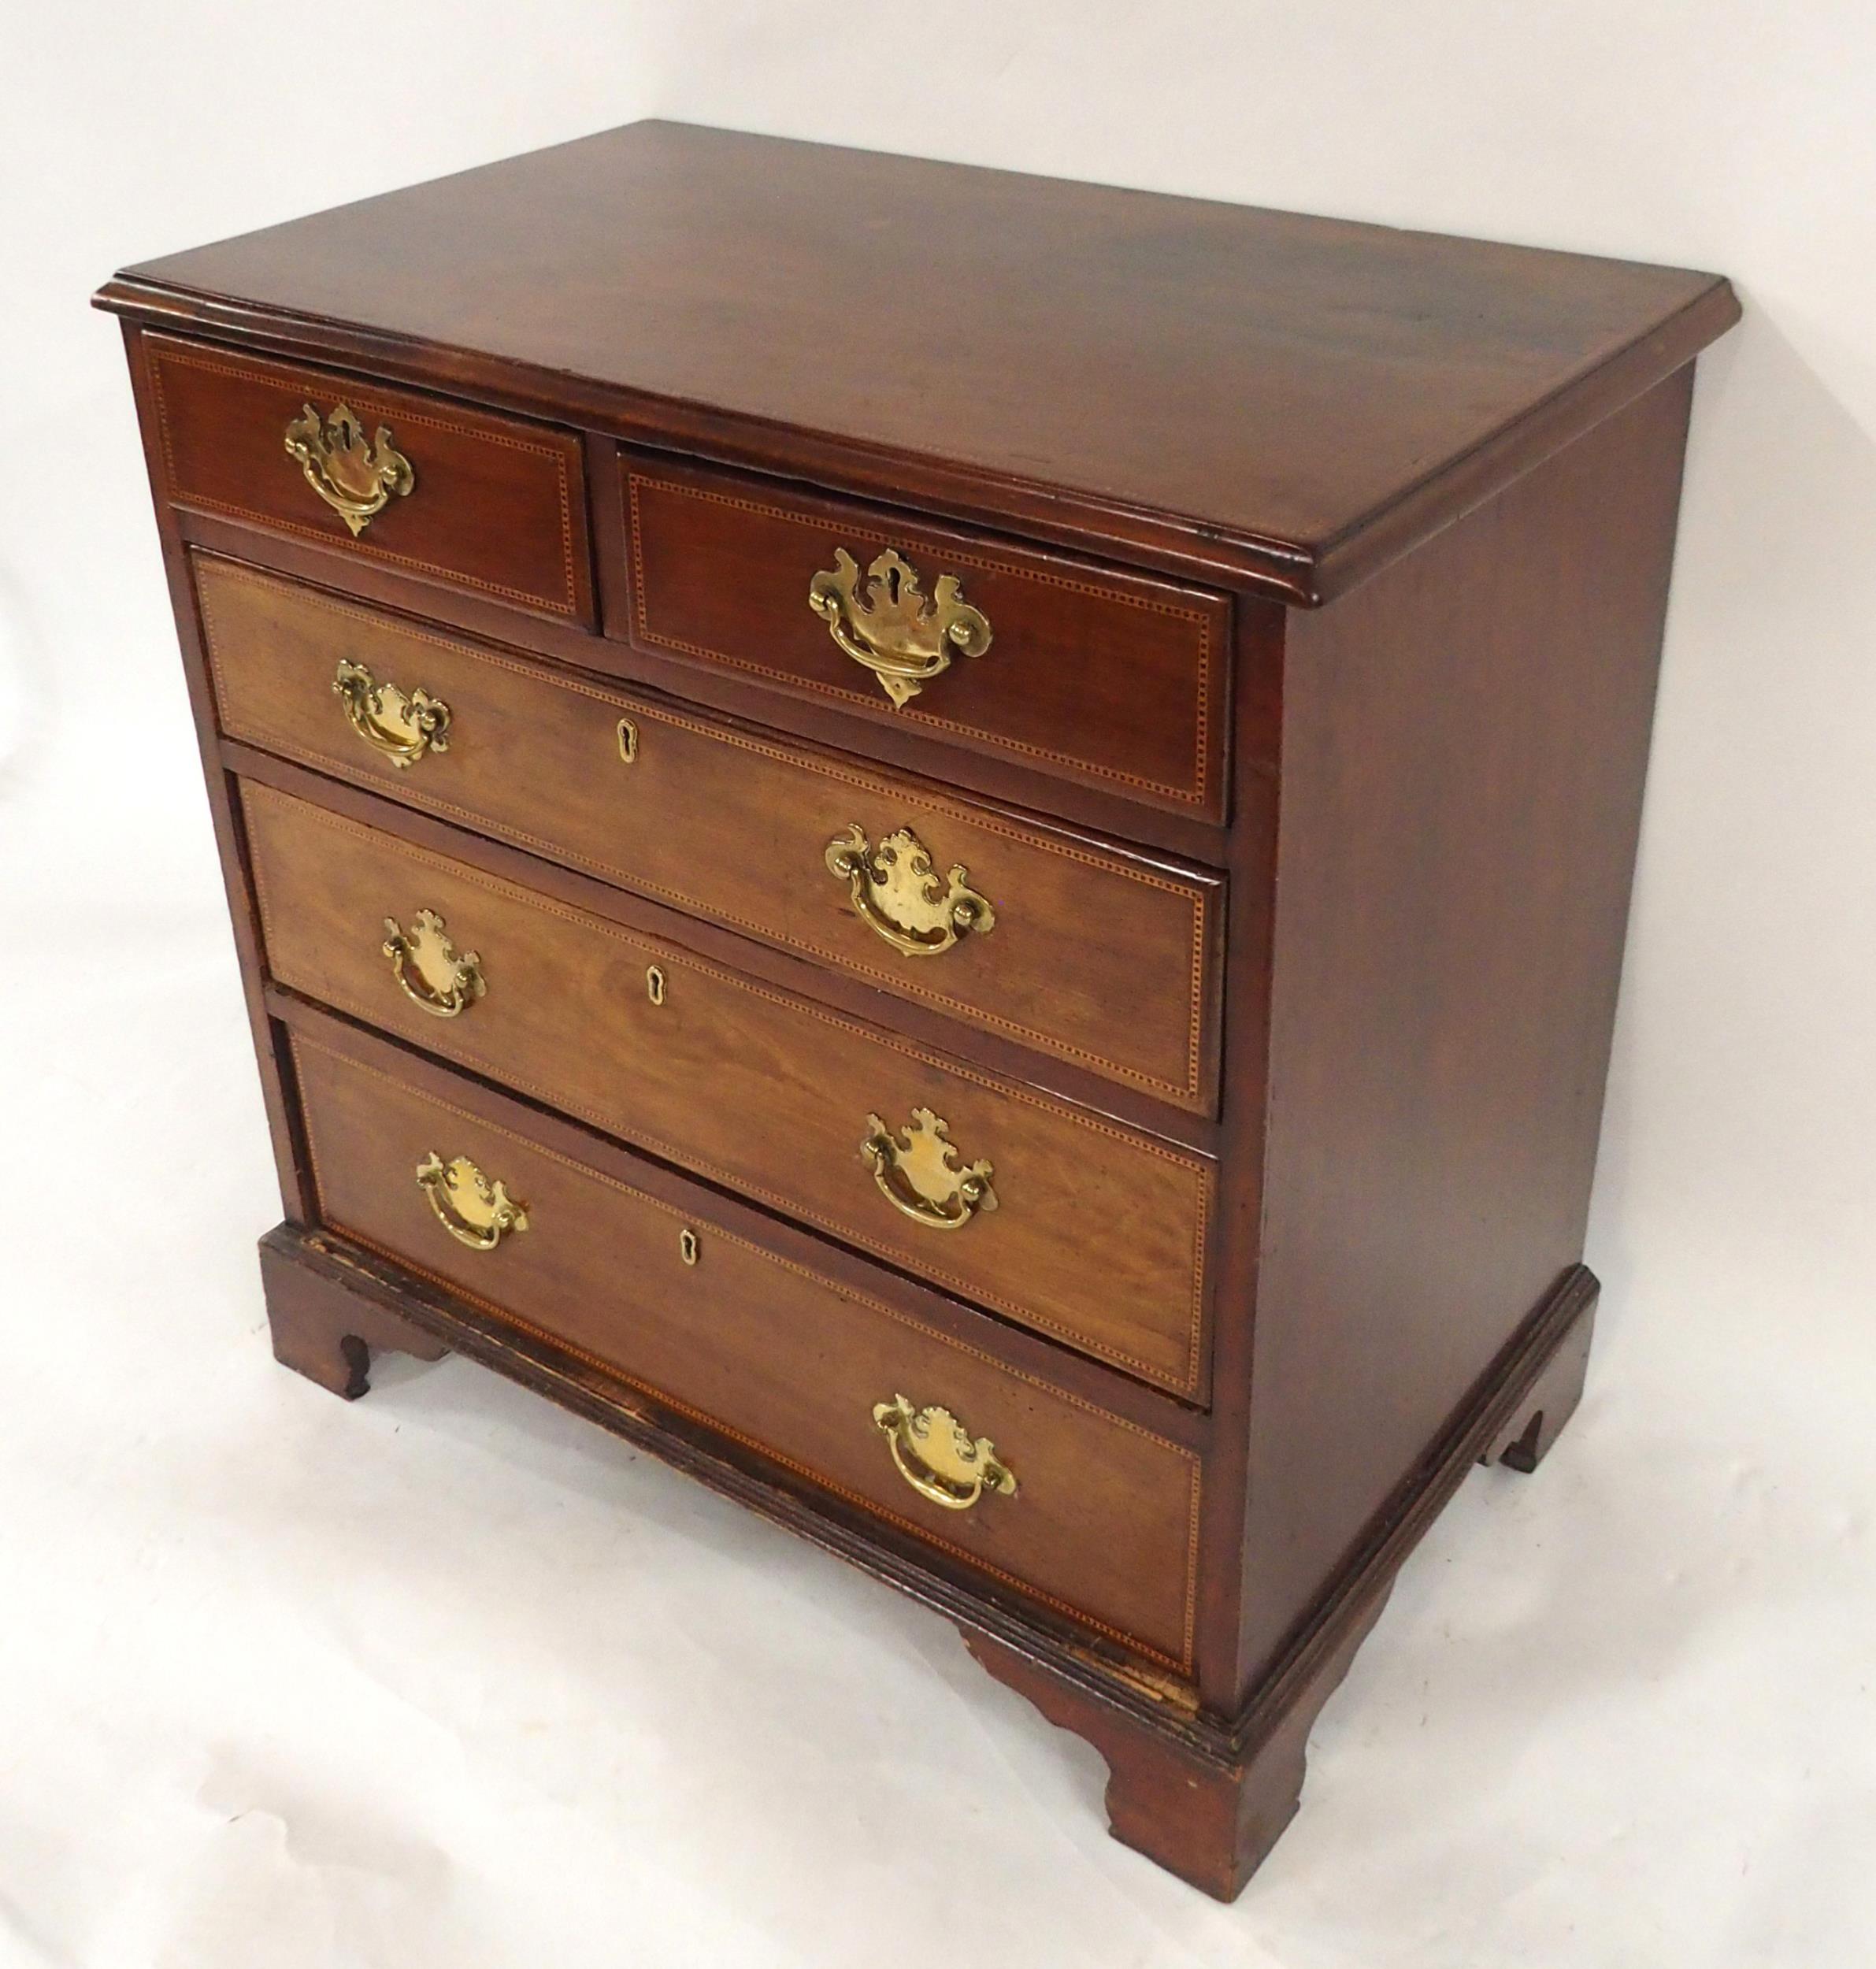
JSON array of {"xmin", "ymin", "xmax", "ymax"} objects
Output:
[
  {"xmin": 414, "ymin": 1151, "xmax": 528, "ymax": 1251},
  {"xmin": 808, "ymin": 547, "xmax": 990, "ymax": 708},
  {"xmin": 872, "ymin": 1395, "xmax": 1017, "ymax": 1511},
  {"xmin": 332, "ymin": 658, "xmax": 451, "ymax": 768},
  {"xmin": 383, "ymin": 909, "xmax": 485, "ymax": 1018},
  {"xmin": 284, "ymin": 402, "xmax": 414, "ymax": 535},
  {"xmin": 862, "ymin": 1108, "xmax": 996, "ymax": 1231},
  {"xmin": 825, "ymin": 823, "xmax": 995, "ymax": 958}
]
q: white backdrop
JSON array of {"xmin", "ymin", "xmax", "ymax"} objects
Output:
[{"xmin": 4, "ymin": 5, "xmax": 1873, "ymax": 1964}]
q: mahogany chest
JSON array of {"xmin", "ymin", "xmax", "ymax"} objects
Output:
[{"xmin": 97, "ymin": 122, "xmax": 1737, "ymax": 1897}]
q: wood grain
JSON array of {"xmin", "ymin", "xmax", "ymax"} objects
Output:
[
  {"xmin": 242, "ymin": 777, "xmax": 1216, "ymax": 1397},
  {"xmin": 99, "ymin": 127, "xmax": 1738, "ymax": 1894},
  {"xmin": 291, "ymin": 1029, "xmax": 1203, "ymax": 1668},
  {"xmin": 120, "ymin": 328, "xmax": 317, "ymax": 1225},
  {"xmin": 146, "ymin": 334, "xmax": 594, "ymax": 623},
  {"xmin": 230, "ymin": 736, "xmax": 1222, "ymax": 1153},
  {"xmin": 622, "ymin": 450, "xmax": 1231, "ymax": 819},
  {"xmin": 1235, "ymin": 369, "xmax": 1696, "ymax": 1688},
  {"xmin": 176, "ymin": 495, "xmax": 1255, "ymax": 868},
  {"xmin": 197, "ymin": 555, "xmax": 1225, "ymax": 1111},
  {"xmin": 102, "ymin": 121, "xmax": 1737, "ymax": 598}
]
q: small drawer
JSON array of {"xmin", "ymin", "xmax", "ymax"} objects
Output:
[
  {"xmin": 290, "ymin": 1029, "xmax": 1201, "ymax": 1672},
  {"xmin": 621, "ymin": 451, "xmax": 1232, "ymax": 822},
  {"xmin": 146, "ymin": 335, "xmax": 594, "ymax": 623},
  {"xmin": 243, "ymin": 781, "xmax": 1215, "ymax": 1397},
  {"xmin": 201, "ymin": 557, "xmax": 1225, "ymax": 1112}
]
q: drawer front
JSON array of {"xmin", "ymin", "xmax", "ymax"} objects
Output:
[
  {"xmin": 291, "ymin": 1030, "xmax": 1201, "ymax": 1670},
  {"xmin": 244, "ymin": 781, "xmax": 1214, "ymax": 1396},
  {"xmin": 623, "ymin": 452, "xmax": 1231, "ymax": 821},
  {"xmin": 202, "ymin": 557, "xmax": 1224, "ymax": 1111},
  {"xmin": 147, "ymin": 336, "xmax": 594, "ymax": 623}
]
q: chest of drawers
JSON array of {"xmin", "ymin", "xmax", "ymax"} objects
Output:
[{"xmin": 98, "ymin": 121, "xmax": 1737, "ymax": 1897}]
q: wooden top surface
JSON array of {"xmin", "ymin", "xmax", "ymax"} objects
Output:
[{"xmin": 102, "ymin": 121, "xmax": 1737, "ymax": 599}]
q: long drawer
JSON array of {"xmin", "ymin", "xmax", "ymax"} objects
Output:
[
  {"xmin": 289, "ymin": 1027, "xmax": 1201, "ymax": 1670},
  {"xmin": 243, "ymin": 780, "xmax": 1214, "ymax": 1396},
  {"xmin": 200, "ymin": 554, "xmax": 1225, "ymax": 1111}
]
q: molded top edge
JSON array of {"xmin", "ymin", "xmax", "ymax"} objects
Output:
[{"xmin": 97, "ymin": 121, "xmax": 1739, "ymax": 603}]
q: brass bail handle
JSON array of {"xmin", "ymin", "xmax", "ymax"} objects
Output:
[
  {"xmin": 332, "ymin": 659, "xmax": 451, "ymax": 769},
  {"xmin": 808, "ymin": 547, "xmax": 991, "ymax": 709},
  {"xmin": 825, "ymin": 823, "xmax": 995, "ymax": 959},
  {"xmin": 872, "ymin": 1395, "xmax": 1017, "ymax": 1511},
  {"xmin": 383, "ymin": 909, "xmax": 485, "ymax": 1018},
  {"xmin": 415, "ymin": 1151, "xmax": 528, "ymax": 1251},
  {"xmin": 284, "ymin": 401, "xmax": 415, "ymax": 536},
  {"xmin": 862, "ymin": 1109, "xmax": 996, "ymax": 1231}
]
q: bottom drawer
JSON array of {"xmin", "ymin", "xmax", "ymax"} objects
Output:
[{"xmin": 290, "ymin": 1029, "xmax": 1200, "ymax": 1671}]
